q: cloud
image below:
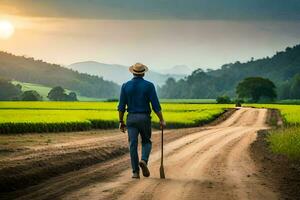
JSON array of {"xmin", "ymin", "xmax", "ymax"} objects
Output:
[{"xmin": 1, "ymin": 0, "xmax": 300, "ymax": 21}]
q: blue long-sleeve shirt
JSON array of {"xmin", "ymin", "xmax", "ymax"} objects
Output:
[{"xmin": 118, "ymin": 77, "xmax": 161, "ymax": 114}]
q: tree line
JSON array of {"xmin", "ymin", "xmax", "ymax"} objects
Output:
[{"xmin": 158, "ymin": 44, "xmax": 300, "ymax": 100}]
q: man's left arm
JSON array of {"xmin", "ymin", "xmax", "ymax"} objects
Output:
[{"xmin": 149, "ymin": 84, "xmax": 166, "ymax": 128}]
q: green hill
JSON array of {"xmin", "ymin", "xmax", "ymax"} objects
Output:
[
  {"xmin": 12, "ymin": 81, "xmax": 105, "ymax": 101},
  {"xmin": 0, "ymin": 52, "xmax": 120, "ymax": 98}
]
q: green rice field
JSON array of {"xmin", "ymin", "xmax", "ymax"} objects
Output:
[
  {"xmin": 0, "ymin": 102, "xmax": 234, "ymax": 134},
  {"xmin": 251, "ymin": 104, "xmax": 300, "ymax": 125}
]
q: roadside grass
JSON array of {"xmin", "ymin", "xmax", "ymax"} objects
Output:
[
  {"xmin": 248, "ymin": 104, "xmax": 300, "ymax": 159},
  {"xmin": 0, "ymin": 102, "xmax": 234, "ymax": 133},
  {"xmin": 268, "ymin": 126, "xmax": 300, "ymax": 160}
]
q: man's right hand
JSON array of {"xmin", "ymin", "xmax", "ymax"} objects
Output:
[
  {"xmin": 119, "ymin": 121, "xmax": 126, "ymax": 133},
  {"xmin": 160, "ymin": 120, "xmax": 166, "ymax": 129}
]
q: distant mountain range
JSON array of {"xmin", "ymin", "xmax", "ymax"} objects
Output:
[{"xmin": 67, "ymin": 61, "xmax": 186, "ymax": 85}]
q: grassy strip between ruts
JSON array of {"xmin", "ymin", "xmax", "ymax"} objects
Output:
[
  {"xmin": 0, "ymin": 102, "xmax": 234, "ymax": 134},
  {"xmin": 249, "ymin": 104, "xmax": 300, "ymax": 160}
]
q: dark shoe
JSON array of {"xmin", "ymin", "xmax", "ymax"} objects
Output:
[
  {"xmin": 132, "ymin": 172, "xmax": 140, "ymax": 179},
  {"xmin": 139, "ymin": 160, "xmax": 150, "ymax": 177}
]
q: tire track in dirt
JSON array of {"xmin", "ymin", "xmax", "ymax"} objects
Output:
[{"xmin": 223, "ymin": 109, "xmax": 278, "ymax": 200}]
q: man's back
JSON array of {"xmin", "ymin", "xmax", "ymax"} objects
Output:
[{"xmin": 118, "ymin": 76, "xmax": 161, "ymax": 114}]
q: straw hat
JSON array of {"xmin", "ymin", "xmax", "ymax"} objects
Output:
[{"xmin": 129, "ymin": 63, "xmax": 149, "ymax": 74}]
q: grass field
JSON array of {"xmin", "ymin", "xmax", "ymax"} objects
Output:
[
  {"xmin": 250, "ymin": 104, "xmax": 300, "ymax": 159},
  {"xmin": 0, "ymin": 102, "xmax": 233, "ymax": 134}
]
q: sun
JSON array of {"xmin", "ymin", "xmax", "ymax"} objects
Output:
[{"xmin": 0, "ymin": 20, "xmax": 15, "ymax": 39}]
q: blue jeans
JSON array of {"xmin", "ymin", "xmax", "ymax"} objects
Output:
[{"xmin": 126, "ymin": 113, "xmax": 152, "ymax": 173}]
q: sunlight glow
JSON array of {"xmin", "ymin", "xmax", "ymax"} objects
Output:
[{"xmin": 0, "ymin": 20, "xmax": 14, "ymax": 39}]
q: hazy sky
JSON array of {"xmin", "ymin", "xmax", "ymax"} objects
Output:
[{"xmin": 0, "ymin": 0, "xmax": 300, "ymax": 71}]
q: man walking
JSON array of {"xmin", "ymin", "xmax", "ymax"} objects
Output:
[{"xmin": 118, "ymin": 63, "xmax": 166, "ymax": 179}]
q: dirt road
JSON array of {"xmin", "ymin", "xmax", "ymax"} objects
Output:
[
  {"xmin": 6, "ymin": 108, "xmax": 279, "ymax": 200},
  {"xmin": 67, "ymin": 107, "xmax": 278, "ymax": 200}
]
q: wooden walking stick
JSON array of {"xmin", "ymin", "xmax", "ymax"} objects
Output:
[{"xmin": 160, "ymin": 126, "xmax": 165, "ymax": 179}]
